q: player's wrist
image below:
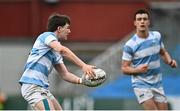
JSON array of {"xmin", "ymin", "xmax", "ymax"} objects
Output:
[
  {"xmin": 77, "ymin": 78, "xmax": 82, "ymax": 84},
  {"xmin": 168, "ymin": 59, "xmax": 173, "ymax": 65}
]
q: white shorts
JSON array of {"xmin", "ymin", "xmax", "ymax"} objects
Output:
[
  {"xmin": 21, "ymin": 84, "xmax": 55, "ymax": 107},
  {"xmin": 134, "ymin": 87, "xmax": 167, "ymax": 104}
]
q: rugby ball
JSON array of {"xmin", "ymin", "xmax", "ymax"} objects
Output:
[{"xmin": 82, "ymin": 68, "xmax": 106, "ymax": 87}]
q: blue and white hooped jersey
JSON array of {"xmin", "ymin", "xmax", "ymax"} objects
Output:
[
  {"xmin": 122, "ymin": 31, "xmax": 164, "ymax": 88},
  {"xmin": 19, "ymin": 32, "xmax": 63, "ymax": 88}
]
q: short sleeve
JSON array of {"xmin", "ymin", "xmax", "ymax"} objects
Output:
[
  {"xmin": 44, "ymin": 35, "xmax": 58, "ymax": 46},
  {"xmin": 122, "ymin": 45, "xmax": 133, "ymax": 61},
  {"xmin": 155, "ymin": 31, "xmax": 165, "ymax": 49},
  {"xmin": 159, "ymin": 36, "xmax": 165, "ymax": 49}
]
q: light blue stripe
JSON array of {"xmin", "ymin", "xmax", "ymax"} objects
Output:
[
  {"xmin": 38, "ymin": 32, "xmax": 51, "ymax": 43},
  {"xmin": 31, "ymin": 48, "xmax": 39, "ymax": 55},
  {"xmin": 132, "ymin": 54, "xmax": 159, "ymax": 65},
  {"xmin": 147, "ymin": 68, "xmax": 161, "ymax": 76},
  {"xmin": 133, "ymin": 38, "xmax": 160, "ymax": 52},
  {"xmin": 44, "ymin": 50, "xmax": 62, "ymax": 65},
  {"xmin": 132, "ymin": 79, "xmax": 162, "ymax": 88},
  {"xmin": 132, "ymin": 35, "xmax": 137, "ymax": 41},
  {"xmin": 44, "ymin": 51, "xmax": 55, "ymax": 64},
  {"xmin": 19, "ymin": 76, "xmax": 49, "ymax": 88},
  {"xmin": 24, "ymin": 62, "xmax": 33, "ymax": 71},
  {"xmin": 123, "ymin": 45, "xmax": 133, "ymax": 55},
  {"xmin": 25, "ymin": 62, "xmax": 49, "ymax": 77},
  {"xmin": 38, "ymin": 32, "xmax": 55, "ymax": 43},
  {"xmin": 140, "ymin": 67, "xmax": 161, "ymax": 77}
]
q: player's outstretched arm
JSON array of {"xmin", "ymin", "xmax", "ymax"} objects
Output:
[
  {"xmin": 49, "ymin": 41, "xmax": 95, "ymax": 77},
  {"xmin": 160, "ymin": 48, "xmax": 177, "ymax": 68}
]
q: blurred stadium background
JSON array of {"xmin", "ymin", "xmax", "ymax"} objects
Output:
[{"xmin": 0, "ymin": 0, "xmax": 180, "ymax": 110}]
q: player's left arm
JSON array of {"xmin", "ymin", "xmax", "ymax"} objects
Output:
[
  {"xmin": 49, "ymin": 41, "xmax": 95, "ymax": 77},
  {"xmin": 54, "ymin": 63, "xmax": 82, "ymax": 84},
  {"xmin": 160, "ymin": 48, "xmax": 177, "ymax": 68}
]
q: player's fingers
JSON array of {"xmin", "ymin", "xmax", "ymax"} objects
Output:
[
  {"xmin": 142, "ymin": 66, "xmax": 148, "ymax": 73},
  {"xmin": 143, "ymin": 65, "xmax": 148, "ymax": 69},
  {"xmin": 172, "ymin": 60, "xmax": 177, "ymax": 68},
  {"xmin": 89, "ymin": 67, "xmax": 96, "ymax": 77},
  {"xmin": 90, "ymin": 70, "xmax": 96, "ymax": 78},
  {"xmin": 82, "ymin": 65, "xmax": 96, "ymax": 77},
  {"xmin": 85, "ymin": 70, "xmax": 96, "ymax": 78}
]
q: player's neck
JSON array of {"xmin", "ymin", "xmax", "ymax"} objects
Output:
[{"xmin": 136, "ymin": 30, "xmax": 149, "ymax": 39}]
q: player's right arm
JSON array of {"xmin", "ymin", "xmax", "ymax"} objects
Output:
[
  {"xmin": 121, "ymin": 60, "xmax": 148, "ymax": 75},
  {"xmin": 49, "ymin": 40, "xmax": 95, "ymax": 77},
  {"xmin": 122, "ymin": 43, "xmax": 148, "ymax": 75}
]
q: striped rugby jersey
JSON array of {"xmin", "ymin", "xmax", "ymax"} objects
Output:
[
  {"xmin": 122, "ymin": 31, "xmax": 165, "ymax": 88},
  {"xmin": 19, "ymin": 32, "xmax": 63, "ymax": 88}
]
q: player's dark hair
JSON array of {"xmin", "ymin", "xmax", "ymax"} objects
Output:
[
  {"xmin": 134, "ymin": 9, "xmax": 150, "ymax": 20},
  {"xmin": 47, "ymin": 13, "xmax": 71, "ymax": 32}
]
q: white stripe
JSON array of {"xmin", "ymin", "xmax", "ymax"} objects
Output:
[
  {"xmin": 24, "ymin": 69, "xmax": 49, "ymax": 83},
  {"xmin": 132, "ymin": 73, "xmax": 162, "ymax": 84},
  {"xmin": 126, "ymin": 39, "xmax": 137, "ymax": 48},
  {"xmin": 134, "ymin": 45, "xmax": 160, "ymax": 59},
  {"xmin": 148, "ymin": 60, "xmax": 160, "ymax": 69},
  {"xmin": 33, "ymin": 40, "xmax": 41, "ymax": 48},
  {"xmin": 27, "ymin": 55, "xmax": 40, "ymax": 63},
  {"xmin": 45, "ymin": 35, "xmax": 57, "ymax": 45},
  {"xmin": 122, "ymin": 52, "xmax": 132, "ymax": 61},
  {"xmin": 161, "ymin": 42, "xmax": 164, "ymax": 48},
  {"xmin": 38, "ymin": 56, "xmax": 53, "ymax": 71},
  {"xmin": 53, "ymin": 50, "xmax": 64, "ymax": 64}
]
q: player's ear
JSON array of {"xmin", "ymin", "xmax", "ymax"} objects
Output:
[
  {"xmin": 147, "ymin": 20, "xmax": 150, "ymax": 26},
  {"xmin": 57, "ymin": 26, "xmax": 62, "ymax": 32},
  {"xmin": 134, "ymin": 20, "xmax": 137, "ymax": 26}
]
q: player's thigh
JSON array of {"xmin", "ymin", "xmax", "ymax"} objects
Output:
[
  {"xmin": 153, "ymin": 88, "xmax": 168, "ymax": 110},
  {"xmin": 34, "ymin": 99, "xmax": 55, "ymax": 110},
  {"xmin": 142, "ymin": 98, "xmax": 158, "ymax": 110},
  {"xmin": 155, "ymin": 101, "xmax": 168, "ymax": 110},
  {"xmin": 134, "ymin": 88, "xmax": 153, "ymax": 104},
  {"xmin": 51, "ymin": 98, "xmax": 62, "ymax": 110}
]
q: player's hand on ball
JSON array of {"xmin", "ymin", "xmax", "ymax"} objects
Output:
[
  {"xmin": 81, "ymin": 67, "xmax": 106, "ymax": 87},
  {"xmin": 82, "ymin": 64, "xmax": 96, "ymax": 78}
]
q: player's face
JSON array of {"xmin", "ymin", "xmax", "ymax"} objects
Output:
[
  {"xmin": 57, "ymin": 23, "xmax": 71, "ymax": 40},
  {"xmin": 134, "ymin": 13, "xmax": 150, "ymax": 32}
]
